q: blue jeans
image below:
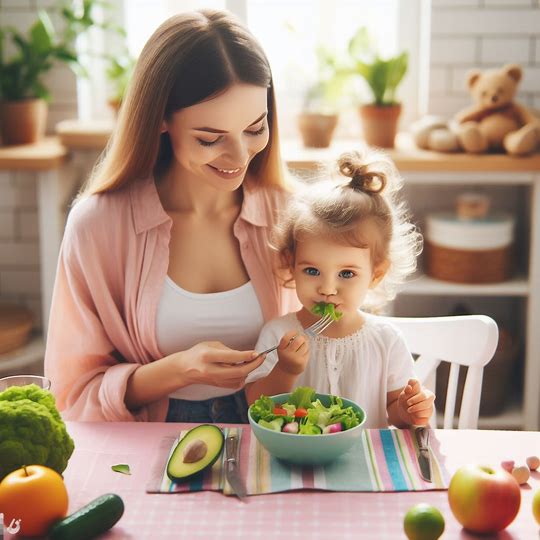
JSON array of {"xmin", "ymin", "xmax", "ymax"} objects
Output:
[{"xmin": 165, "ymin": 390, "xmax": 249, "ymax": 424}]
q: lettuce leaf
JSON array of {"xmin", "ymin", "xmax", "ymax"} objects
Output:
[
  {"xmin": 250, "ymin": 395, "xmax": 275, "ymax": 422},
  {"xmin": 288, "ymin": 387, "xmax": 316, "ymax": 409}
]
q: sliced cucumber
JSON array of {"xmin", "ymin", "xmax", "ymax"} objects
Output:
[{"xmin": 49, "ymin": 493, "xmax": 124, "ymax": 540}]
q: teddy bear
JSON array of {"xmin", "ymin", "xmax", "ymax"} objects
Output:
[{"xmin": 411, "ymin": 64, "xmax": 540, "ymax": 156}]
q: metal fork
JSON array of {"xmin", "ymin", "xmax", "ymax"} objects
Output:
[{"xmin": 253, "ymin": 314, "xmax": 335, "ymax": 359}]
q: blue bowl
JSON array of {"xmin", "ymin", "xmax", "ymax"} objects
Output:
[{"xmin": 248, "ymin": 392, "xmax": 366, "ymax": 465}]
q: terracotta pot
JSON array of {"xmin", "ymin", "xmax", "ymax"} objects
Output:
[
  {"xmin": 358, "ymin": 103, "xmax": 401, "ymax": 148},
  {"xmin": 108, "ymin": 98, "xmax": 122, "ymax": 117},
  {"xmin": 298, "ymin": 113, "xmax": 338, "ymax": 148},
  {"xmin": 0, "ymin": 98, "xmax": 48, "ymax": 145}
]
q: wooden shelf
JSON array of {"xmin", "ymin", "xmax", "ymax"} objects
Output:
[
  {"xmin": 54, "ymin": 120, "xmax": 540, "ymax": 173},
  {"xmin": 282, "ymin": 135, "xmax": 540, "ymax": 173},
  {"xmin": 0, "ymin": 334, "xmax": 45, "ymax": 373},
  {"xmin": 0, "ymin": 137, "xmax": 67, "ymax": 170},
  {"xmin": 56, "ymin": 119, "xmax": 114, "ymax": 150},
  {"xmin": 400, "ymin": 274, "xmax": 529, "ymax": 297}
]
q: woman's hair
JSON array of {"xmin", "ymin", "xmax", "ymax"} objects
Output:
[
  {"xmin": 80, "ymin": 9, "xmax": 286, "ymax": 197},
  {"xmin": 273, "ymin": 149, "xmax": 423, "ymax": 306}
]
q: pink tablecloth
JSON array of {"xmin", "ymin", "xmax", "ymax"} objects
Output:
[{"xmin": 50, "ymin": 423, "xmax": 540, "ymax": 538}]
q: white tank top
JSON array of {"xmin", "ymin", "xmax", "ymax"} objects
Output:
[{"xmin": 155, "ymin": 276, "xmax": 264, "ymax": 400}]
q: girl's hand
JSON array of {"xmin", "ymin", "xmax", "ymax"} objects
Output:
[
  {"xmin": 276, "ymin": 330, "xmax": 309, "ymax": 376},
  {"xmin": 397, "ymin": 379, "xmax": 435, "ymax": 426},
  {"xmin": 173, "ymin": 341, "xmax": 265, "ymax": 390}
]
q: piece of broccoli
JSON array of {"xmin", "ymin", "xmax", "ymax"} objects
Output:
[
  {"xmin": 0, "ymin": 384, "xmax": 75, "ymax": 480},
  {"xmin": 311, "ymin": 301, "xmax": 343, "ymax": 321}
]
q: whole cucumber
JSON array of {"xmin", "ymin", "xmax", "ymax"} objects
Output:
[{"xmin": 49, "ymin": 493, "xmax": 124, "ymax": 540}]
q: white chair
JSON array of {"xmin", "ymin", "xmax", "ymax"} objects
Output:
[{"xmin": 379, "ymin": 315, "xmax": 499, "ymax": 429}]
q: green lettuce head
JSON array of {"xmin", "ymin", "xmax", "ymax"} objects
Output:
[{"xmin": 0, "ymin": 384, "xmax": 74, "ymax": 480}]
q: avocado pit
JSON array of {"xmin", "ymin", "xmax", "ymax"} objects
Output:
[{"xmin": 182, "ymin": 439, "xmax": 208, "ymax": 463}]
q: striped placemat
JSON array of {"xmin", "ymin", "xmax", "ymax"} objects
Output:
[{"xmin": 146, "ymin": 427, "xmax": 450, "ymax": 495}]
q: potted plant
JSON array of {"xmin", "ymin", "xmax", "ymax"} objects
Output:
[
  {"xmin": 298, "ymin": 46, "xmax": 348, "ymax": 148},
  {"xmin": 0, "ymin": 2, "xmax": 103, "ymax": 145},
  {"xmin": 105, "ymin": 46, "xmax": 136, "ymax": 116},
  {"xmin": 346, "ymin": 27, "xmax": 408, "ymax": 148}
]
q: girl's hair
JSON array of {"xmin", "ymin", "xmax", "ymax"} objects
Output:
[
  {"xmin": 80, "ymin": 9, "xmax": 287, "ymax": 197},
  {"xmin": 273, "ymin": 149, "xmax": 422, "ymax": 306}
]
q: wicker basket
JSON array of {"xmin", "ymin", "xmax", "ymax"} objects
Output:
[
  {"xmin": 425, "ymin": 213, "xmax": 514, "ymax": 284},
  {"xmin": 0, "ymin": 304, "xmax": 33, "ymax": 355}
]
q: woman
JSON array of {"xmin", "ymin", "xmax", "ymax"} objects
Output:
[{"xmin": 44, "ymin": 10, "xmax": 299, "ymax": 422}]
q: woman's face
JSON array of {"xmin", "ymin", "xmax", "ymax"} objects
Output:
[{"xmin": 164, "ymin": 83, "xmax": 270, "ymax": 191}]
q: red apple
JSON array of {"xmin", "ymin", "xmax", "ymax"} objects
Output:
[{"xmin": 448, "ymin": 464, "xmax": 521, "ymax": 534}]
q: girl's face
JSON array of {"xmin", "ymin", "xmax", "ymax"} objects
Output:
[
  {"xmin": 164, "ymin": 83, "xmax": 270, "ymax": 192},
  {"xmin": 291, "ymin": 233, "xmax": 387, "ymax": 319}
]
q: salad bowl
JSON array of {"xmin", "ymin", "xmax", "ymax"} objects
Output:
[{"xmin": 248, "ymin": 389, "xmax": 366, "ymax": 465}]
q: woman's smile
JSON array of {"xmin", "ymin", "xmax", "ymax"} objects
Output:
[{"xmin": 207, "ymin": 163, "xmax": 246, "ymax": 179}]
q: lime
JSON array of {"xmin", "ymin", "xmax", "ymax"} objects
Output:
[{"xmin": 404, "ymin": 503, "xmax": 445, "ymax": 540}]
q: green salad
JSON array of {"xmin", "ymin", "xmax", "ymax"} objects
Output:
[
  {"xmin": 311, "ymin": 301, "xmax": 343, "ymax": 321},
  {"xmin": 249, "ymin": 386, "xmax": 363, "ymax": 435}
]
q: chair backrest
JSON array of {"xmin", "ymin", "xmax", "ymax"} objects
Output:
[{"xmin": 378, "ymin": 315, "xmax": 499, "ymax": 429}]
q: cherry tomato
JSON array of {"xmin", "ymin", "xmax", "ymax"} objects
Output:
[
  {"xmin": 294, "ymin": 408, "xmax": 308, "ymax": 418},
  {"xmin": 273, "ymin": 407, "xmax": 287, "ymax": 415}
]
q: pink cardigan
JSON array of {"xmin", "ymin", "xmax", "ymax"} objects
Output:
[{"xmin": 44, "ymin": 177, "xmax": 300, "ymax": 422}]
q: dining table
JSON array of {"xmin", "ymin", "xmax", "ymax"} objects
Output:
[{"xmin": 16, "ymin": 422, "xmax": 540, "ymax": 539}]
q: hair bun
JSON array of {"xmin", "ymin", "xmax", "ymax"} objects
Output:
[{"xmin": 338, "ymin": 151, "xmax": 387, "ymax": 194}]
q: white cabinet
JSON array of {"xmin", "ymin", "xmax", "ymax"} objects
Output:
[{"xmin": 393, "ymin": 170, "xmax": 540, "ymax": 430}]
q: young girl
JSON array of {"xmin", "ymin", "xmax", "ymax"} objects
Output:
[{"xmin": 246, "ymin": 150, "xmax": 435, "ymax": 428}]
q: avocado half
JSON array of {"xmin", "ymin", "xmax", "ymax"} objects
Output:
[{"xmin": 166, "ymin": 424, "xmax": 225, "ymax": 482}]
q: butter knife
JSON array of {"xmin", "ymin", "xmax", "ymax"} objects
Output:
[
  {"xmin": 414, "ymin": 427, "xmax": 432, "ymax": 482},
  {"xmin": 225, "ymin": 433, "xmax": 247, "ymax": 501}
]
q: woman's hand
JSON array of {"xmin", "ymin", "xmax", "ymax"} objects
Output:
[
  {"xmin": 397, "ymin": 378, "xmax": 435, "ymax": 426},
  {"xmin": 276, "ymin": 330, "xmax": 309, "ymax": 376},
  {"xmin": 173, "ymin": 341, "xmax": 265, "ymax": 390}
]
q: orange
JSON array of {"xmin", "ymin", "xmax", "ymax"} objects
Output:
[
  {"xmin": 404, "ymin": 503, "xmax": 445, "ymax": 540},
  {"xmin": 0, "ymin": 465, "xmax": 68, "ymax": 536}
]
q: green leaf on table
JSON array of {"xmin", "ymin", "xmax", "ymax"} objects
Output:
[{"xmin": 111, "ymin": 464, "xmax": 131, "ymax": 475}]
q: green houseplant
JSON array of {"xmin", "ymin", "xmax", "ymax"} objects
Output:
[
  {"xmin": 0, "ymin": 2, "xmax": 106, "ymax": 145},
  {"xmin": 347, "ymin": 27, "xmax": 408, "ymax": 148},
  {"xmin": 298, "ymin": 45, "xmax": 348, "ymax": 148},
  {"xmin": 105, "ymin": 45, "xmax": 136, "ymax": 115}
]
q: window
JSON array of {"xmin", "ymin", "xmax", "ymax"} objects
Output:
[
  {"xmin": 245, "ymin": 0, "xmax": 404, "ymax": 136},
  {"xmin": 93, "ymin": 0, "xmax": 426, "ymax": 138}
]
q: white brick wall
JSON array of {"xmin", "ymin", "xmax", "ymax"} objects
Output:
[
  {"xmin": 0, "ymin": 170, "xmax": 42, "ymax": 329},
  {"xmin": 429, "ymin": 1, "xmax": 540, "ymax": 117}
]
